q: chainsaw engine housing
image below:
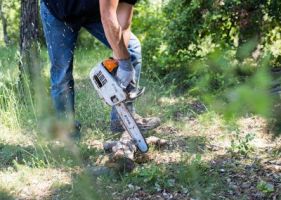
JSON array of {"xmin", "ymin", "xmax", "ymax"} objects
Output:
[{"xmin": 90, "ymin": 63, "xmax": 126, "ymax": 106}]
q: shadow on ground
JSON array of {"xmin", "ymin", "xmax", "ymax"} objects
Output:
[
  {"xmin": 50, "ymin": 169, "xmax": 112, "ymax": 200},
  {"xmin": 0, "ymin": 142, "xmax": 34, "ymax": 170},
  {"xmin": 0, "ymin": 187, "xmax": 16, "ymax": 200}
]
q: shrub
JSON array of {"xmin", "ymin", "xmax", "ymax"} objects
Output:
[{"xmin": 140, "ymin": 0, "xmax": 281, "ymax": 93}]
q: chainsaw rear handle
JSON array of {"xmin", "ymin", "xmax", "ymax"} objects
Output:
[{"xmin": 102, "ymin": 58, "xmax": 145, "ymax": 100}]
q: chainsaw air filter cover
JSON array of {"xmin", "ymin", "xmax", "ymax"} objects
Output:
[{"xmin": 90, "ymin": 63, "xmax": 127, "ymax": 106}]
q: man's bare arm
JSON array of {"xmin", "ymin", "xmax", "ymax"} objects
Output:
[
  {"xmin": 100, "ymin": 0, "xmax": 133, "ymax": 60},
  {"xmin": 117, "ymin": 2, "xmax": 133, "ymax": 48}
]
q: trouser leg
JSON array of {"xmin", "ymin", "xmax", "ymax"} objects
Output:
[{"xmin": 40, "ymin": 1, "xmax": 80, "ymax": 120}]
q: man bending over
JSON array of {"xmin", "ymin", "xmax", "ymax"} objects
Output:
[{"xmin": 40, "ymin": 0, "xmax": 161, "ymax": 137}]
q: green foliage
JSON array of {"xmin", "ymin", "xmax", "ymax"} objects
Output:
[
  {"xmin": 0, "ymin": 140, "xmax": 82, "ymax": 169},
  {"xmin": 1, "ymin": 2, "xmax": 281, "ymax": 199},
  {"xmin": 132, "ymin": 1, "xmax": 168, "ymax": 78},
  {"xmin": 76, "ymin": 29, "xmax": 106, "ymax": 49},
  {"xmin": 133, "ymin": 0, "xmax": 280, "ymax": 121},
  {"xmin": 70, "ymin": 172, "xmax": 109, "ymax": 200},
  {"xmin": 118, "ymin": 155, "xmax": 221, "ymax": 199},
  {"xmin": 130, "ymin": 164, "xmax": 170, "ymax": 190},
  {"xmin": 229, "ymin": 132, "xmax": 255, "ymax": 157},
  {"xmin": 0, "ymin": 143, "xmax": 29, "ymax": 167},
  {"xmin": 139, "ymin": 0, "xmax": 281, "ymax": 95},
  {"xmin": 0, "ymin": 0, "xmax": 20, "ymax": 44},
  {"xmin": 267, "ymin": 0, "xmax": 281, "ymax": 21},
  {"xmin": 0, "ymin": 187, "xmax": 14, "ymax": 200},
  {"xmin": 0, "ymin": 46, "xmax": 19, "ymax": 84},
  {"xmin": 256, "ymin": 180, "xmax": 275, "ymax": 194},
  {"xmin": 175, "ymin": 155, "xmax": 221, "ymax": 198},
  {"xmin": 0, "ymin": 46, "xmax": 43, "ymax": 129}
]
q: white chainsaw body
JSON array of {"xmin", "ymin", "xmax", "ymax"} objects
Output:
[
  {"xmin": 90, "ymin": 63, "xmax": 148, "ymax": 153},
  {"xmin": 90, "ymin": 64, "xmax": 126, "ymax": 106}
]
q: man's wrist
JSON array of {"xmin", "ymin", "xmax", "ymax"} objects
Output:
[{"xmin": 113, "ymin": 51, "xmax": 130, "ymax": 60}]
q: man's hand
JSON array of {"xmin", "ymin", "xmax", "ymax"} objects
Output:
[{"xmin": 116, "ymin": 59, "xmax": 135, "ymax": 88}]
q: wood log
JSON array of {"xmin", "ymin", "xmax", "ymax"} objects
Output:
[{"xmin": 103, "ymin": 132, "xmax": 167, "ymax": 172}]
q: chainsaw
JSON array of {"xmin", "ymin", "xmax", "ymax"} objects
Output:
[{"xmin": 89, "ymin": 58, "xmax": 148, "ymax": 153}]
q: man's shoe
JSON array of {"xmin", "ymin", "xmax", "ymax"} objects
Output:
[
  {"xmin": 70, "ymin": 121, "xmax": 82, "ymax": 141},
  {"xmin": 110, "ymin": 114, "xmax": 161, "ymax": 133}
]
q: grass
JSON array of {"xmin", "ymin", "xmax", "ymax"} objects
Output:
[{"xmin": 0, "ymin": 46, "xmax": 281, "ymax": 200}]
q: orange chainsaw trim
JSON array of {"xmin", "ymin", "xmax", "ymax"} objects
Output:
[{"xmin": 102, "ymin": 58, "xmax": 119, "ymax": 72}]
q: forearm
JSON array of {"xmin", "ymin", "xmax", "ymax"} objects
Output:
[
  {"xmin": 99, "ymin": 1, "xmax": 135, "ymax": 88},
  {"xmin": 101, "ymin": 13, "xmax": 130, "ymax": 59},
  {"xmin": 122, "ymin": 28, "xmax": 131, "ymax": 48}
]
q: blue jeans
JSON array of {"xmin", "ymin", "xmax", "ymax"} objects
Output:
[{"xmin": 40, "ymin": 2, "xmax": 142, "ymax": 122}]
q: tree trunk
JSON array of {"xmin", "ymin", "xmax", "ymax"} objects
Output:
[
  {"xmin": 19, "ymin": 0, "xmax": 40, "ymax": 82},
  {"xmin": 0, "ymin": 0, "xmax": 9, "ymax": 46}
]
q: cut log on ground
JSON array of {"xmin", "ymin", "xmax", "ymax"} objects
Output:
[{"xmin": 103, "ymin": 132, "xmax": 168, "ymax": 172}]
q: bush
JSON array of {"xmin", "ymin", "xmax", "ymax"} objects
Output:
[
  {"xmin": 140, "ymin": 0, "xmax": 281, "ymax": 93},
  {"xmin": 132, "ymin": 0, "xmax": 168, "ymax": 78}
]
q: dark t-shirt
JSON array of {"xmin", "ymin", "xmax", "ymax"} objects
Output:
[{"xmin": 42, "ymin": 0, "xmax": 137, "ymax": 23}]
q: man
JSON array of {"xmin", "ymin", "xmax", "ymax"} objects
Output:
[{"xmin": 40, "ymin": 0, "xmax": 160, "ymax": 137}]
